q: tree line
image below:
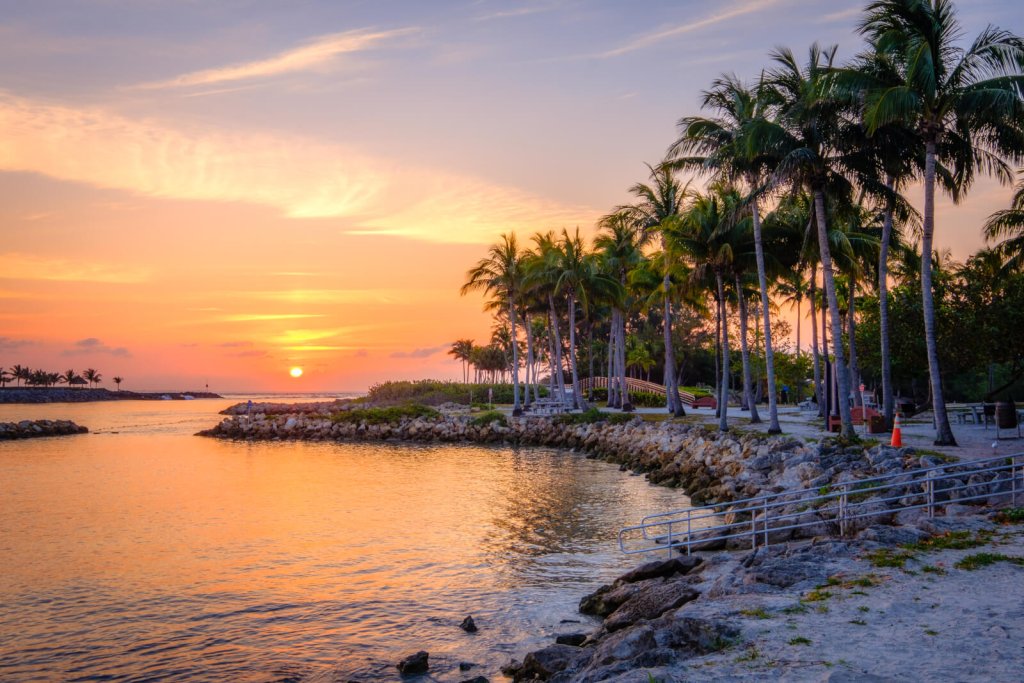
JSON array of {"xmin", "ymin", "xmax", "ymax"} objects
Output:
[
  {"xmin": 458, "ymin": 0, "xmax": 1024, "ymax": 445},
  {"xmin": 0, "ymin": 365, "xmax": 123, "ymax": 390}
]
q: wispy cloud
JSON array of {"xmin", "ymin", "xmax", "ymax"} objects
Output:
[
  {"xmin": 0, "ymin": 252, "xmax": 149, "ymax": 283},
  {"xmin": 62, "ymin": 337, "xmax": 131, "ymax": 358},
  {"xmin": 218, "ymin": 341, "xmax": 253, "ymax": 348},
  {"xmin": 0, "ymin": 93, "xmax": 594, "ymax": 244},
  {"xmin": 138, "ymin": 27, "xmax": 419, "ymax": 89},
  {"xmin": 816, "ymin": 7, "xmax": 862, "ymax": 24},
  {"xmin": 390, "ymin": 344, "xmax": 449, "ymax": 359},
  {"xmin": 600, "ymin": 0, "xmax": 781, "ymax": 58},
  {"xmin": 0, "ymin": 336, "xmax": 33, "ymax": 350},
  {"xmin": 473, "ymin": 3, "xmax": 560, "ymax": 22},
  {"xmin": 221, "ymin": 313, "xmax": 328, "ymax": 322}
]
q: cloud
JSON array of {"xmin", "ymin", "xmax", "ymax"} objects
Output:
[
  {"xmin": 600, "ymin": 0, "xmax": 782, "ymax": 58},
  {"xmin": 0, "ymin": 252, "xmax": 150, "ymax": 283},
  {"xmin": 0, "ymin": 93, "xmax": 594, "ymax": 244},
  {"xmin": 354, "ymin": 349, "xmax": 369, "ymax": 358},
  {"xmin": 138, "ymin": 27, "xmax": 419, "ymax": 89},
  {"xmin": 62, "ymin": 337, "xmax": 132, "ymax": 357},
  {"xmin": 230, "ymin": 349, "xmax": 267, "ymax": 358},
  {"xmin": 218, "ymin": 341, "xmax": 253, "ymax": 348},
  {"xmin": 390, "ymin": 344, "xmax": 448, "ymax": 359},
  {"xmin": 221, "ymin": 313, "xmax": 328, "ymax": 322},
  {"xmin": 0, "ymin": 336, "xmax": 33, "ymax": 350}
]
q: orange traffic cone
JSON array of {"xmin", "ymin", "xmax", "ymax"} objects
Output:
[{"xmin": 890, "ymin": 412, "xmax": 903, "ymax": 447}]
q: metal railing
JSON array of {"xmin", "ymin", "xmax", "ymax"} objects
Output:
[
  {"xmin": 580, "ymin": 376, "xmax": 697, "ymax": 406},
  {"xmin": 618, "ymin": 452, "xmax": 1024, "ymax": 558}
]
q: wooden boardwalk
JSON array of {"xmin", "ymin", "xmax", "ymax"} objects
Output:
[{"xmin": 579, "ymin": 377, "xmax": 698, "ymax": 406}]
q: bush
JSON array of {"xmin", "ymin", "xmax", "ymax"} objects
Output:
[
  {"xmin": 331, "ymin": 404, "xmax": 439, "ymax": 425},
  {"xmin": 366, "ymin": 380, "xmax": 546, "ymax": 406},
  {"xmin": 470, "ymin": 410, "xmax": 507, "ymax": 427},
  {"xmin": 554, "ymin": 407, "xmax": 614, "ymax": 425}
]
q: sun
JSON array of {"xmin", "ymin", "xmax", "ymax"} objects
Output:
[{"xmin": 289, "ymin": 367, "xmax": 303, "ymax": 378}]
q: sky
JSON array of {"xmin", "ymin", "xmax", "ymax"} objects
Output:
[{"xmin": 1, "ymin": 0, "xmax": 1020, "ymax": 392}]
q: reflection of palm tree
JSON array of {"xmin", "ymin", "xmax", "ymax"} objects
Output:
[{"xmin": 856, "ymin": 0, "xmax": 1024, "ymax": 445}]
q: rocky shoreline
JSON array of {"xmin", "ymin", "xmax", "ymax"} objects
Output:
[
  {"xmin": 198, "ymin": 403, "xmax": 1021, "ymax": 681},
  {"xmin": 0, "ymin": 419, "xmax": 88, "ymax": 439},
  {"xmin": 0, "ymin": 388, "xmax": 222, "ymax": 404}
]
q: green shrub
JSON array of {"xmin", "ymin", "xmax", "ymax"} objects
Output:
[
  {"xmin": 606, "ymin": 413, "xmax": 636, "ymax": 425},
  {"xmin": 470, "ymin": 410, "xmax": 507, "ymax": 427},
  {"xmin": 554, "ymin": 407, "xmax": 610, "ymax": 425},
  {"xmin": 366, "ymin": 380, "xmax": 547, "ymax": 406},
  {"xmin": 331, "ymin": 404, "xmax": 439, "ymax": 425}
]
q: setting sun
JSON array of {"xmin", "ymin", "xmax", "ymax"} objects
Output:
[{"xmin": 289, "ymin": 367, "xmax": 303, "ymax": 378}]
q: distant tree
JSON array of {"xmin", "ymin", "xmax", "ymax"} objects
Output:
[
  {"xmin": 447, "ymin": 340, "xmax": 474, "ymax": 383},
  {"xmin": 60, "ymin": 369, "xmax": 81, "ymax": 387},
  {"xmin": 0, "ymin": 367, "xmax": 10, "ymax": 388},
  {"xmin": 113, "ymin": 376, "xmax": 124, "ymax": 391},
  {"xmin": 11, "ymin": 364, "xmax": 28, "ymax": 387}
]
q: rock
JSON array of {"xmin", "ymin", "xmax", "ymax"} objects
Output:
[
  {"xmin": 554, "ymin": 633, "xmax": 587, "ymax": 646},
  {"xmin": 460, "ymin": 677, "xmax": 489, "ymax": 683},
  {"xmin": 516, "ymin": 644, "xmax": 585, "ymax": 681},
  {"xmin": 458, "ymin": 661, "xmax": 477, "ymax": 670},
  {"xmin": 616, "ymin": 556, "xmax": 702, "ymax": 584},
  {"xmin": 459, "ymin": 615, "xmax": 478, "ymax": 632},
  {"xmin": 604, "ymin": 580, "xmax": 699, "ymax": 632},
  {"xmin": 396, "ymin": 651, "xmax": 429, "ymax": 675},
  {"xmin": 857, "ymin": 525, "xmax": 930, "ymax": 546}
]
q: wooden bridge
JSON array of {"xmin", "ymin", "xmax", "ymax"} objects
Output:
[{"xmin": 579, "ymin": 377, "xmax": 701, "ymax": 407}]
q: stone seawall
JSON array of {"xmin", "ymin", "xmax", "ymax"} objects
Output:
[
  {"xmin": 0, "ymin": 388, "xmax": 222, "ymax": 404},
  {"xmin": 0, "ymin": 419, "xmax": 88, "ymax": 439}
]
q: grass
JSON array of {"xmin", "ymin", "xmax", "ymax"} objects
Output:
[
  {"xmin": 904, "ymin": 530, "xmax": 993, "ymax": 552},
  {"xmin": 921, "ymin": 564, "xmax": 947, "ymax": 575},
  {"xmin": 740, "ymin": 607, "xmax": 771, "ymax": 619},
  {"xmin": 803, "ymin": 589, "xmax": 832, "ymax": 602},
  {"xmin": 849, "ymin": 619, "xmax": 867, "ymax": 626},
  {"xmin": 858, "ymin": 605, "xmax": 870, "ymax": 612},
  {"xmin": 788, "ymin": 636, "xmax": 812, "ymax": 646},
  {"xmin": 330, "ymin": 404, "xmax": 439, "ymax": 425},
  {"xmin": 734, "ymin": 647, "xmax": 760, "ymax": 663},
  {"xmin": 782, "ymin": 604, "xmax": 808, "ymax": 615},
  {"xmin": 994, "ymin": 507, "xmax": 1024, "ymax": 524},
  {"xmin": 866, "ymin": 548, "xmax": 916, "ymax": 568},
  {"xmin": 470, "ymin": 410, "xmax": 507, "ymax": 427},
  {"xmin": 954, "ymin": 552, "xmax": 1024, "ymax": 570},
  {"xmin": 914, "ymin": 448, "xmax": 959, "ymax": 463}
]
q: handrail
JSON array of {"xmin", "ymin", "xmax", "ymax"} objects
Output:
[{"xmin": 618, "ymin": 452, "xmax": 1024, "ymax": 557}]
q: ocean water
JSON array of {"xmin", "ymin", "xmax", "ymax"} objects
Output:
[{"xmin": 0, "ymin": 396, "xmax": 693, "ymax": 681}]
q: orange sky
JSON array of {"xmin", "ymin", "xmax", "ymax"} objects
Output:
[{"xmin": 0, "ymin": 1, "xmax": 1019, "ymax": 391}]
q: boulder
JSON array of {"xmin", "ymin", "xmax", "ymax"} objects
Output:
[
  {"xmin": 459, "ymin": 615, "xmax": 478, "ymax": 632},
  {"xmin": 396, "ymin": 651, "xmax": 429, "ymax": 675},
  {"xmin": 603, "ymin": 580, "xmax": 699, "ymax": 632},
  {"xmin": 515, "ymin": 644, "xmax": 585, "ymax": 681}
]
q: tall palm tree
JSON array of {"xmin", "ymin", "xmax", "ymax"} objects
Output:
[
  {"xmin": 525, "ymin": 231, "xmax": 569, "ymax": 402},
  {"xmin": 113, "ymin": 376, "xmax": 124, "ymax": 391},
  {"xmin": 462, "ymin": 233, "xmax": 525, "ymax": 415},
  {"xmin": 0, "ymin": 368, "xmax": 10, "ymax": 388},
  {"xmin": 11, "ymin": 364, "xmax": 28, "ymax": 387},
  {"xmin": 621, "ymin": 163, "xmax": 690, "ymax": 416},
  {"xmin": 60, "ymin": 369, "xmax": 80, "ymax": 387},
  {"xmin": 671, "ymin": 73, "xmax": 784, "ymax": 432},
  {"xmin": 83, "ymin": 368, "xmax": 102, "ymax": 388},
  {"xmin": 857, "ymin": 0, "xmax": 1024, "ymax": 444},
  {"xmin": 758, "ymin": 44, "xmax": 861, "ymax": 438},
  {"xmin": 670, "ymin": 188, "xmax": 743, "ymax": 431}
]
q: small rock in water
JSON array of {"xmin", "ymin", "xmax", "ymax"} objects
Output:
[
  {"xmin": 460, "ymin": 677, "xmax": 489, "ymax": 683},
  {"xmin": 459, "ymin": 615, "xmax": 478, "ymax": 632},
  {"xmin": 458, "ymin": 661, "xmax": 477, "ymax": 671},
  {"xmin": 396, "ymin": 651, "xmax": 429, "ymax": 674}
]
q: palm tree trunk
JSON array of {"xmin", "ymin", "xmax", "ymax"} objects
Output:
[
  {"xmin": 619, "ymin": 311, "xmax": 631, "ymax": 411},
  {"xmin": 662, "ymin": 270, "xmax": 680, "ymax": 415},
  {"xmin": 607, "ymin": 311, "xmax": 617, "ymax": 407},
  {"xmin": 922, "ymin": 142, "xmax": 956, "ymax": 445},
  {"xmin": 714, "ymin": 292, "xmax": 721, "ymax": 417},
  {"xmin": 567, "ymin": 292, "xmax": 585, "ymax": 410},
  {"xmin": 509, "ymin": 296, "xmax": 522, "ymax": 415},
  {"xmin": 548, "ymin": 295, "xmax": 567, "ymax": 402},
  {"xmin": 813, "ymin": 190, "xmax": 855, "ymax": 438},
  {"xmin": 809, "ymin": 267, "xmax": 821, "ymax": 412},
  {"xmin": 879, "ymin": 175, "xmax": 895, "ymax": 427},
  {"xmin": 716, "ymin": 272, "xmax": 730, "ymax": 431},
  {"xmin": 847, "ymin": 278, "xmax": 862, "ymax": 409},
  {"xmin": 737, "ymin": 275, "xmax": 761, "ymax": 423},
  {"xmin": 750, "ymin": 196, "xmax": 780, "ymax": 432},
  {"xmin": 524, "ymin": 313, "xmax": 534, "ymax": 408}
]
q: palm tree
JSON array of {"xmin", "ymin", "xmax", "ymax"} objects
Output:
[
  {"xmin": 113, "ymin": 376, "xmax": 124, "ymax": 391},
  {"xmin": 462, "ymin": 234, "xmax": 525, "ymax": 415},
  {"xmin": 857, "ymin": 0, "xmax": 1024, "ymax": 444},
  {"xmin": 83, "ymin": 368, "xmax": 102, "ymax": 388},
  {"xmin": 0, "ymin": 367, "xmax": 10, "ymax": 388},
  {"xmin": 758, "ymin": 44, "xmax": 861, "ymax": 438},
  {"xmin": 671, "ymin": 73, "xmax": 784, "ymax": 432},
  {"xmin": 985, "ymin": 174, "xmax": 1024, "ymax": 273},
  {"xmin": 620, "ymin": 163, "xmax": 690, "ymax": 416},
  {"xmin": 525, "ymin": 231, "xmax": 569, "ymax": 402},
  {"xmin": 448, "ymin": 339, "xmax": 475, "ymax": 383},
  {"xmin": 11, "ymin": 364, "xmax": 28, "ymax": 387},
  {"xmin": 60, "ymin": 369, "xmax": 81, "ymax": 388}
]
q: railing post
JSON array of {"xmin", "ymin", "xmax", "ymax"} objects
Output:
[
  {"xmin": 750, "ymin": 505, "xmax": 757, "ymax": 550},
  {"xmin": 762, "ymin": 498, "xmax": 769, "ymax": 548},
  {"xmin": 1012, "ymin": 456, "xmax": 1018, "ymax": 508},
  {"xmin": 839, "ymin": 484, "xmax": 848, "ymax": 537},
  {"xmin": 686, "ymin": 510, "xmax": 692, "ymax": 556},
  {"xmin": 927, "ymin": 472, "xmax": 935, "ymax": 519},
  {"xmin": 666, "ymin": 521, "xmax": 673, "ymax": 559}
]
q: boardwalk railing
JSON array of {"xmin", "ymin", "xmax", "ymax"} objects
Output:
[
  {"xmin": 580, "ymin": 376, "xmax": 696, "ymax": 406},
  {"xmin": 618, "ymin": 452, "xmax": 1024, "ymax": 558}
]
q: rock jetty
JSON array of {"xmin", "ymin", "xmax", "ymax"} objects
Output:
[
  {"xmin": 0, "ymin": 388, "xmax": 222, "ymax": 404},
  {"xmin": 0, "ymin": 419, "xmax": 88, "ymax": 439}
]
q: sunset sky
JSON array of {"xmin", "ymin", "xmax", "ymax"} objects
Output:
[{"xmin": 1, "ymin": 0, "xmax": 1020, "ymax": 392}]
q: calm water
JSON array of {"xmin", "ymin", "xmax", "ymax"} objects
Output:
[{"xmin": 0, "ymin": 397, "xmax": 691, "ymax": 681}]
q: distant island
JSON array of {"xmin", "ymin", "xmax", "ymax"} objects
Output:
[{"xmin": 0, "ymin": 388, "xmax": 222, "ymax": 404}]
